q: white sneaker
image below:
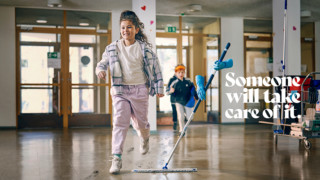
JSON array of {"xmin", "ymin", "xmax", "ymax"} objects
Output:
[
  {"xmin": 109, "ymin": 156, "xmax": 122, "ymax": 174},
  {"xmin": 140, "ymin": 138, "xmax": 149, "ymax": 155}
]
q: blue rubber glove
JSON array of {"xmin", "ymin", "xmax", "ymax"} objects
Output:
[
  {"xmin": 290, "ymin": 90, "xmax": 298, "ymax": 102},
  {"xmin": 213, "ymin": 58, "xmax": 233, "ymax": 71},
  {"xmin": 196, "ymin": 75, "xmax": 206, "ymax": 100},
  {"xmin": 185, "ymin": 87, "xmax": 196, "ymax": 108}
]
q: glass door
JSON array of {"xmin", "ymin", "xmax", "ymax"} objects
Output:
[
  {"xmin": 205, "ymin": 36, "xmax": 220, "ymax": 123},
  {"xmin": 17, "ymin": 31, "xmax": 111, "ymax": 128},
  {"xmin": 156, "ymin": 37, "xmax": 179, "ymax": 112},
  {"xmin": 16, "ymin": 9, "xmax": 112, "ymax": 128},
  {"xmin": 244, "ymin": 34, "xmax": 273, "ymax": 123},
  {"xmin": 18, "ymin": 32, "xmax": 62, "ymax": 128},
  {"xmin": 68, "ymin": 33, "xmax": 111, "ymax": 127}
]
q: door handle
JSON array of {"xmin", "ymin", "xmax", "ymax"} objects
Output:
[
  {"xmin": 58, "ymin": 71, "xmax": 61, "ymax": 116},
  {"xmin": 68, "ymin": 72, "xmax": 72, "ymax": 116}
]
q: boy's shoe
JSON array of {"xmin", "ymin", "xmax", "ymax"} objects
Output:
[
  {"xmin": 140, "ymin": 138, "xmax": 149, "ymax": 155},
  {"xmin": 173, "ymin": 122, "xmax": 177, "ymax": 131},
  {"xmin": 109, "ymin": 156, "xmax": 122, "ymax": 174}
]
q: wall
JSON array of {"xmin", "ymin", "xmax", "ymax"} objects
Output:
[
  {"xmin": 112, "ymin": 10, "xmax": 121, "ymax": 42},
  {"xmin": 202, "ymin": 19, "xmax": 220, "ymax": 35},
  {"xmin": 272, "ymin": 0, "xmax": 285, "ymax": 77},
  {"xmin": 286, "ymin": 0, "xmax": 301, "ymax": 75},
  {"xmin": 220, "ymin": 17, "xmax": 244, "ymax": 123},
  {"xmin": 0, "ymin": 6, "xmax": 16, "ymax": 127}
]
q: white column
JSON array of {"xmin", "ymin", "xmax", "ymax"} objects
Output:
[
  {"xmin": 111, "ymin": 10, "xmax": 121, "ymax": 42},
  {"xmin": 220, "ymin": 17, "xmax": 244, "ymax": 123},
  {"xmin": 287, "ymin": 0, "xmax": 301, "ymax": 75},
  {"xmin": 133, "ymin": 0, "xmax": 157, "ymax": 131},
  {"xmin": 0, "ymin": 7, "xmax": 15, "ymax": 127},
  {"xmin": 272, "ymin": 0, "xmax": 284, "ymax": 77},
  {"xmin": 273, "ymin": 0, "xmax": 301, "ymax": 124},
  {"xmin": 315, "ymin": 21, "xmax": 320, "ymax": 79},
  {"xmin": 273, "ymin": 0, "xmax": 301, "ymax": 77}
]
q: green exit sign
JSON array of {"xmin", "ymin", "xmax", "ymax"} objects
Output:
[
  {"xmin": 47, "ymin": 52, "xmax": 61, "ymax": 69},
  {"xmin": 165, "ymin": 26, "xmax": 176, "ymax": 33},
  {"xmin": 47, "ymin": 52, "xmax": 58, "ymax": 58}
]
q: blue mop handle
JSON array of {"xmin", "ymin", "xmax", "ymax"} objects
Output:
[
  {"xmin": 192, "ymin": 42, "xmax": 231, "ymax": 113},
  {"xmin": 162, "ymin": 42, "xmax": 231, "ymax": 170},
  {"xmin": 218, "ymin": 42, "xmax": 231, "ymax": 63},
  {"xmin": 285, "ymin": 0, "xmax": 287, "ymax": 10}
]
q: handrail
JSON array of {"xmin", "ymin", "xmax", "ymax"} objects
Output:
[{"xmin": 20, "ymin": 83, "xmax": 109, "ymax": 86}]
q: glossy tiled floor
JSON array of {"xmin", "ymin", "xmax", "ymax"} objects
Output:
[{"xmin": 1, "ymin": 124, "xmax": 320, "ymax": 180}]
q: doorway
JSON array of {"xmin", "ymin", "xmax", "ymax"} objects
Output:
[
  {"xmin": 16, "ymin": 9, "xmax": 112, "ymax": 128},
  {"xmin": 244, "ymin": 34, "xmax": 273, "ymax": 123}
]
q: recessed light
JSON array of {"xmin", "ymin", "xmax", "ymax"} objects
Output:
[
  {"xmin": 189, "ymin": 4, "xmax": 202, "ymax": 12},
  {"xmin": 48, "ymin": 0, "xmax": 62, "ymax": 7},
  {"xmin": 79, "ymin": 19, "xmax": 89, "ymax": 26},
  {"xmin": 36, "ymin": 19, "xmax": 47, "ymax": 24},
  {"xmin": 79, "ymin": 23, "xmax": 89, "ymax": 26}
]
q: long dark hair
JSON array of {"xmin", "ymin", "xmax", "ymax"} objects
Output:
[{"xmin": 120, "ymin": 10, "xmax": 152, "ymax": 47}]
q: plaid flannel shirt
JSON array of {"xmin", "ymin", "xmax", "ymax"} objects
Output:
[{"xmin": 96, "ymin": 40, "xmax": 164, "ymax": 96}]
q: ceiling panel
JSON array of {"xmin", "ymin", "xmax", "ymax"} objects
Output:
[
  {"xmin": 4, "ymin": 0, "xmax": 320, "ymax": 33},
  {"xmin": 16, "ymin": 8, "xmax": 111, "ymax": 28}
]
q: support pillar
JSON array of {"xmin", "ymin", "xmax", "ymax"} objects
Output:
[
  {"xmin": 273, "ymin": 0, "xmax": 301, "ymax": 124},
  {"xmin": 133, "ymin": 0, "xmax": 157, "ymax": 131},
  {"xmin": 220, "ymin": 17, "xmax": 244, "ymax": 123},
  {"xmin": 273, "ymin": 0, "xmax": 301, "ymax": 77}
]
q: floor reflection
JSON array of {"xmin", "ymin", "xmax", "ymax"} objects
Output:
[{"xmin": 0, "ymin": 124, "xmax": 320, "ymax": 179}]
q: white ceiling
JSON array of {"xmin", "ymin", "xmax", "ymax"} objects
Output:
[
  {"xmin": 1, "ymin": 0, "xmax": 320, "ymax": 33},
  {"xmin": 1, "ymin": 0, "xmax": 319, "ymax": 20}
]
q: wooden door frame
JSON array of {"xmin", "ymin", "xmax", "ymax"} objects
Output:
[
  {"xmin": 243, "ymin": 34, "xmax": 273, "ymax": 123},
  {"xmin": 156, "ymin": 15, "xmax": 221, "ymax": 122},
  {"xmin": 16, "ymin": 10, "xmax": 111, "ymax": 129}
]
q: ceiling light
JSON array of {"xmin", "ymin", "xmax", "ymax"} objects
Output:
[
  {"xmin": 188, "ymin": 4, "xmax": 202, "ymax": 12},
  {"xmin": 48, "ymin": 0, "xmax": 62, "ymax": 7},
  {"xmin": 79, "ymin": 19, "xmax": 89, "ymax": 26},
  {"xmin": 79, "ymin": 22, "xmax": 89, "ymax": 26},
  {"xmin": 36, "ymin": 19, "xmax": 47, "ymax": 24}
]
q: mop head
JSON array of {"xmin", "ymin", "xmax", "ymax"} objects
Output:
[{"xmin": 132, "ymin": 168, "xmax": 197, "ymax": 173}]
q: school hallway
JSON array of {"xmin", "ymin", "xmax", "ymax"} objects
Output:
[{"xmin": 1, "ymin": 124, "xmax": 320, "ymax": 180}]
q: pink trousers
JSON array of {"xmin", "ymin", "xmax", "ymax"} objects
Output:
[{"xmin": 111, "ymin": 84, "xmax": 150, "ymax": 154}]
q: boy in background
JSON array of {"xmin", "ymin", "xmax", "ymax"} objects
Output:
[{"xmin": 166, "ymin": 64, "xmax": 198, "ymax": 135}]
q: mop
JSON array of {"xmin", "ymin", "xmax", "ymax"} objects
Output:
[
  {"xmin": 275, "ymin": 0, "xmax": 288, "ymax": 134},
  {"xmin": 132, "ymin": 42, "xmax": 231, "ymax": 173}
]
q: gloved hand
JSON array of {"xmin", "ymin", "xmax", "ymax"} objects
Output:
[
  {"xmin": 196, "ymin": 75, "xmax": 206, "ymax": 100},
  {"xmin": 185, "ymin": 87, "xmax": 196, "ymax": 108},
  {"xmin": 213, "ymin": 58, "xmax": 233, "ymax": 71},
  {"xmin": 290, "ymin": 90, "xmax": 299, "ymax": 102}
]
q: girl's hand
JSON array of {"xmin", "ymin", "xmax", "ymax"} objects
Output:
[
  {"xmin": 98, "ymin": 71, "xmax": 106, "ymax": 80},
  {"xmin": 157, "ymin": 94, "xmax": 164, "ymax": 98}
]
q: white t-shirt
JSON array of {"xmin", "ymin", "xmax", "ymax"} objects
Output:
[{"xmin": 117, "ymin": 39, "xmax": 147, "ymax": 85}]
